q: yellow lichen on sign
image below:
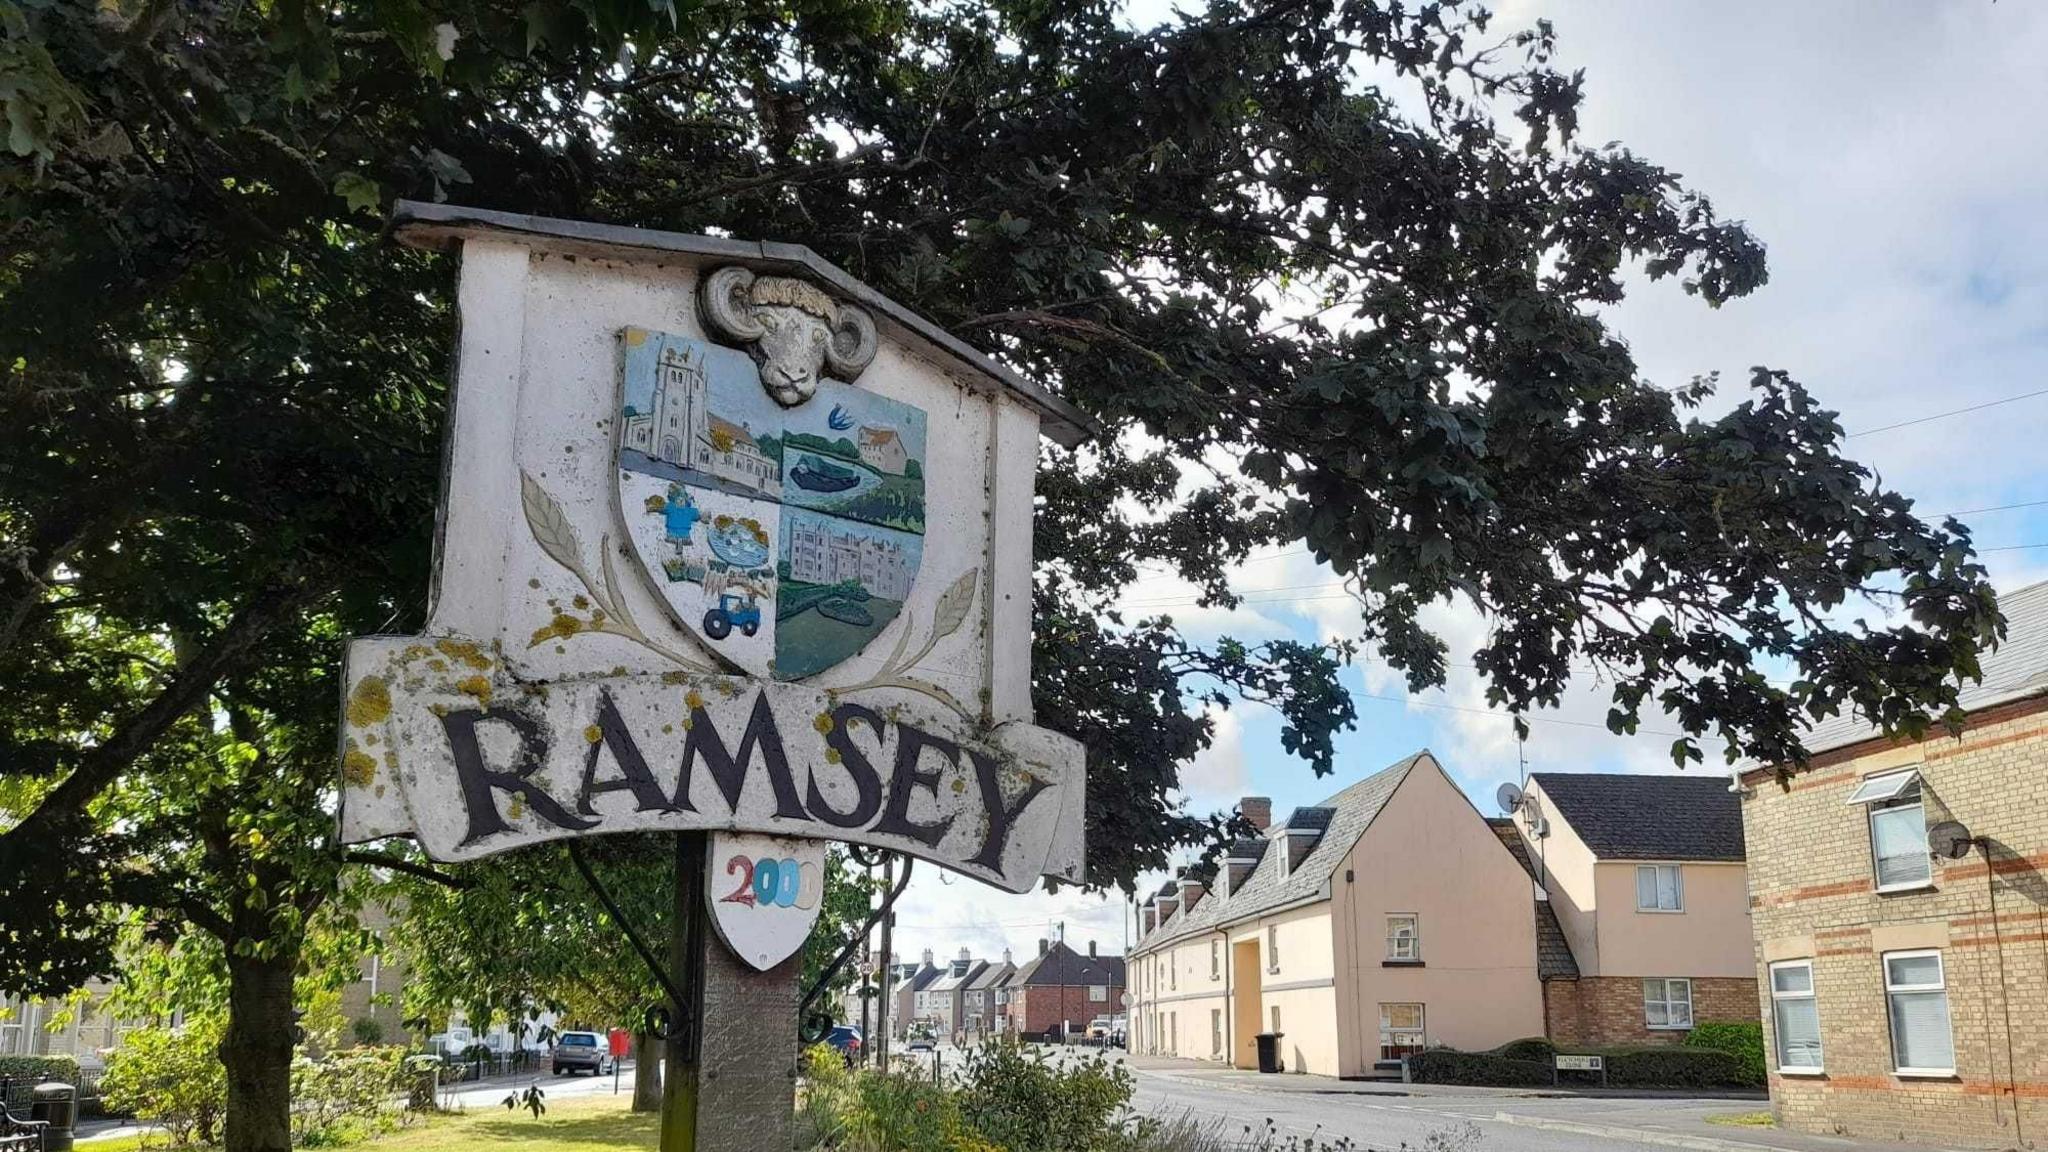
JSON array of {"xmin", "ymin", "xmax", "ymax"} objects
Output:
[
  {"xmin": 342, "ymin": 744, "xmax": 378, "ymax": 787},
  {"xmin": 455, "ymin": 675, "xmax": 493, "ymax": 705},
  {"xmin": 346, "ymin": 676, "xmax": 392, "ymax": 727}
]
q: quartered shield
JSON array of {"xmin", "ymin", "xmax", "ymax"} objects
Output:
[{"xmin": 614, "ymin": 327, "xmax": 927, "ymax": 680}]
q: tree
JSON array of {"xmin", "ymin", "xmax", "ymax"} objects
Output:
[{"xmin": 0, "ymin": 0, "xmax": 2002, "ymax": 1144}]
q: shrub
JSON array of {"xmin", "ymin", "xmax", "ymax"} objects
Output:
[
  {"xmin": 1684, "ymin": 1021, "xmax": 1767, "ymax": 1086},
  {"xmin": 1404, "ymin": 1048, "xmax": 1552, "ymax": 1088},
  {"xmin": 291, "ymin": 1044, "xmax": 414, "ymax": 1146},
  {"xmin": 99, "ymin": 1017, "xmax": 228, "ymax": 1148},
  {"xmin": 350, "ymin": 1018, "xmax": 386, "ymax": 1047},
  {"xmin": 0, "ymin": 1055, "xmax": 81, "ymax": 1084},
  {"xmin": 1601, "ymin": 1046, "xmax": 1754, "ymax": 1089},
  {"xmin": 1490, "ymin": 1037, "xmax": 1555, "ymax": 1064},
  {"xmin": 955, "ymin": 1039, "xmax": 1134, "ymax": 1152}
]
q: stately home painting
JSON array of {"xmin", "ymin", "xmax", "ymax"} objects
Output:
[
  {"xmin": 779, "ymin": 385, "xmax": 927, "ymax": 535},
  {"xmin": 615, "ymin": 326, "xmax": 925, "ymax": 680}
]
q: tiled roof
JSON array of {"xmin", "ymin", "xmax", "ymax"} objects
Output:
[
  {"xmin": 1225, "ymin": 838, "xmax": 1269, "ymax": 860},
  {"xmin": 891, "ymin": 963, "xmax": 942, "ymax": 996},
  {"xmin": 1133, "ymin": 753, "xmax": 1425, "ymax": 955},
  {"xmin": 965, "ymin": 961, "xmax": 1012, "ymax": 991},
  {"xmin": 1016, "ymin": 941, "xmax": 1125, "ymax": 987},
  {"xmin": 1280, "ymin": 806, "xmax": 1335, "ymax": 832},
  {"xmin": 1487, "ymin": 818, "xmax": 1581, "ymax": 981},
  {"xmin": 1795, "ymin": 578, "xmax": 2048, "ymax": 758},
  {"xmin": 1530, "ymin": 772, "xmax": 1745, "ymax": 862}
]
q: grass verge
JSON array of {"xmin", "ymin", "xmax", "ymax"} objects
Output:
[{"xmin": 1704, "ymin": 1111, "xmax": 1776, "ymax": 1128}]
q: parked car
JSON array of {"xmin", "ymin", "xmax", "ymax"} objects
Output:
[
  {"xmin": 551, "ymin": 1030, "xmax": 613, "ymax": 1076},
  {"xmin": 824, "ymin": 1026, "xmax": 863, "ymax": 1065},
  {"xmin": 1085, "ymin": 1016, "xmax": 1112, "ymax": 1041},
  {"xmin": 904, "ymin": 1028, "xmax": 936, "ymax": 1053}
]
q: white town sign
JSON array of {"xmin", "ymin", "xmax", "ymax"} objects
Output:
[{"xmin": 338, "ymin": 203, "xmax": 1092, "ymax": 903}]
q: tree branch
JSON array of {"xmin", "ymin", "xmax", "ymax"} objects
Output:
[{"xmin": 343, "ymin": 850, "xmax": 471, "ymax": 890}]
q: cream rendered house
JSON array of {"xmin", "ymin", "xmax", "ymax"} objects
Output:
[
  {"xmin": 1510, "ymin": 773, "xmax": 1755, "ymax": 1047},
  {"xmin": 1127, "ymin": 752, "xmax": 1544, "ymax": 1077}
]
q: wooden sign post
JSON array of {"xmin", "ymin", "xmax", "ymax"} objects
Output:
[{"xmin": 339, "ymin": 203, "xmax": 1093, "ymax": 1150}]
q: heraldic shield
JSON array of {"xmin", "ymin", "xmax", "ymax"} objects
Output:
[{"xmin": 615, "ymin": 327, "xmax": 928, "ymax": 681}]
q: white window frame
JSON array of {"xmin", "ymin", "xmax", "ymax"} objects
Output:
[
  {"xmin": 1088, "ymin": 985, "xmax": 1108, "ymax": 1003},
  {"xmin": 1210, "ymin": 1009, "xmax": 1223, "ymax": 1057},
  {"xmin": 1883, "ymin": 949, "xmax": 1956, "ymax": 1077},
  {"xmin": 1635, "ymin": 864, "xmax": 1685, "ymax": 912},
  {"xmin": 1379, "ymin": 1002, "xmax": 1426, "ymax": 1062},
  {"xmin": 1860, "ymin": 775, "xmax": 1933, "ymax": 892},
  {"xmin": 1642, "ymin": 977, "xmax": 1694, "ymax": 1030},
  {"xmin": 1768, "ymin": 959, "xmax": 1824, "ymax": 1074},
  {"xmin": 1386, "ymin": 914, "xmax": 1420, "ymax": 961},
  {"xmin": 1210, "ymin": 939, "xmax": 1221, "ymax": 979},
  {"xmin": 1267, "ymin": 925, "xmax": 1281, "ymax": 974},
  {"xmin": 1270, "ymin": 1005, "xmax": 1281, "ymax": 1035}
]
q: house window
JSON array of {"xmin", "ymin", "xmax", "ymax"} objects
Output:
[
  {"xmin": 1854, "ymin": 771, "xmax": 1932, "ymax": 891},
  {"xmin": 1211, "ymin": 1009, "xmax": 1223, "ymax": 1057},
  {"xmin": 1643, "ymin": 978, "xmax": 1693, "ymax": 1030},
  {"xmin": 1386, "ymin": 914, "xmax": 1420, "ymax": 961},
  {"xmin": 1169, "ymin": 956, "xmax": 1176, "ymax": 991},
  {"xmin": 1089, "ymin": 985, "xmax": 1108, "ymax": 1003},
  {"xmin": 1768, "ymin": 960, "xmax": 1823, "ymax": 1072},
  {"xmin": 1267, "ymin": 926, "xmax": 1281, "ymax": 973},
  {"xmin": 1884, "ymin": 950, "xmax": 1955, "ymax": 1075},
  {"xmin": 1269, "ymin": 1006, "xmax": 1281, "ymax": 1035},
  {"xmin": 1169, "ymin": 1012, "xmax": 1177, "ymax": 1055},
  {"xmin": 1635, "ymin": 865, "xmax": 1684, "ymax": 912},
  {"xmin": 1379, "ymin": 1003, "xmax": 1425, "ymax": 1062},
  {"xmin": 1211, "ymin": 940, "xmax": 1221, "ymax": 979}
]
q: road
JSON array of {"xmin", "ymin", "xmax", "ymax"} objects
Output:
[{"xmin": 1018, "ymin": 1047, "xmax": 1940, "ymax": 1152}]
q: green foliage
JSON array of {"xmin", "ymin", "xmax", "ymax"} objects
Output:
[
  {"xmin": 0, "ymin": 1053, "xmax": 79, "ymax": 1083},
  {"xmin": 99, "ymin": 1014, "xmax": 229, "ymax": 1147},
  {"xmin": 1684, "ymin": 1020, "xmax": 1767, "ymax": 1085},
  {"xmin": 1490, "ymin": 1036, "xmax": 1556, "ymax": 1063},
  {"xmin": 1602, "ymin": 1045, "xmax": 1755, "ymax": 1089},
  {"xmin": 1405, "ymin": 1047, "xmax": 1553, "ymax": 1088},
  {"xmin": 955, "ymin": 1041, "xmax": 1135, "ymax": 1152},
  {"xmin": 290, "ymin": 1045, "xmax": 417, "ymax": 1146},
  {"xmin": 350, "ymin": 1017, "xmax": 387, "ymax": 1046}
]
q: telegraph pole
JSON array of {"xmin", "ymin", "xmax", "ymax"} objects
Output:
[{"xmin": 876, "ymin": 854, "xmax": 895, "ymax": 1073}]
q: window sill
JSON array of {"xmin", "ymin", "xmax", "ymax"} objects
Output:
[
  {"xmin": 1775, "ymin": 1067, "xmax": 1826, "ymax": 1078},
  {"xmin": 1893, "ymin": 1069, "xmax": 1958, "ymax": 1080},
  {"xmin": 1634, "ymin": 907, "xmax": 1686, "ymax": 915},
  {"xmin": 1381, "ymin": 959, "xmax": 1425, "ymax": 968},
  {"xmin": 1645, "ymin": 1024, "xmax": 1693, "ymax": 1031},
  {"xmin": 1875, "ymin": 882, "xmax": 1937, "ymax": 896}
]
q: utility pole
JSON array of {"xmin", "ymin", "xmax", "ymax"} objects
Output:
[{"xmin": 876, "ymin": 854, "xmax": 895, "ymax": 1073}]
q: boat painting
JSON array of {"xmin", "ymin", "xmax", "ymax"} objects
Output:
[{"xmin": 789, "ymin": 454, "xmax": 860, "ymax": 493}]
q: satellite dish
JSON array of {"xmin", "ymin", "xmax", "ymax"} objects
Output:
[
  {"xmin": 1928, "ymin": 821, "xmax": 1976, "ymax": 861},
  {"xmin": 1496, "ymin": 783, "xmax": 1525, "ymax": 816}
]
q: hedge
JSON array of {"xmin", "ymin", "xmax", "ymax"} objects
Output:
[
  {"xmin": 1491, "ymin": 1037, "xmax": 1556, "ymax": 1064},
  {"xmin": 1408, "ymin": 1042, "xmax": 1761, "ymax": 1090},
  {"xmin": 1405, "ymin": 1048, "xmax": 1553, "ymax": 1088},
  {"xmin": 1684, "ymin": 1021, "xmax": 1767, "ymax": 1086},
  {"xmin": 0, "ymin": 1055, "xmax": 81, "ymax": 1084}
]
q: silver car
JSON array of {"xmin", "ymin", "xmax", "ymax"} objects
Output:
[{"xmin": 551, "ymin": 1030, "xmax": 613, "ymax": 1076}]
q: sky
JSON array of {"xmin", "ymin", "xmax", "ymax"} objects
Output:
[{"xmin": 878, "ymin": 0, "xmax": 2048, "ymax": 974}]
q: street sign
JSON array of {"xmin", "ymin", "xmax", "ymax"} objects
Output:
[{"xmin": 1554, "ymin": 1054, "xmax": 1604, "ymax": 1071}]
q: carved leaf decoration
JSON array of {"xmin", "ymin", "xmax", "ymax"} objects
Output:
[
  {"xmin": 521, "ymin": 470, "xmax": 588, "ymax": 582},
  {"xmin": 930, "ymin": 568, "xmax": 978, "ymax": 644},
  {"xmin": 599, "ymin": 534, "xmax": 634, "ymax": 629}
]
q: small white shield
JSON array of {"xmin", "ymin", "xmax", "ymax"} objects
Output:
[{"xmin": 705, "ymin": 831, "xmax": 827, "ymax": 971}]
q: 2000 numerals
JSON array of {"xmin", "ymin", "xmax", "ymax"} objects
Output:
[{"xmin": 719, "ymin": 854, "xmax": 821, "ymax": 910}]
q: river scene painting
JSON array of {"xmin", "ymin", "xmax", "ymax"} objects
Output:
[{"xmin": 778, "ymin": 380, "xmax": 927, "ymax": 535}]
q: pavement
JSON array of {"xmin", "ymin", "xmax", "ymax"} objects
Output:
[{"xmin": 1033, "ymin": 1048, "xmax": 1974, "ymax": 1152}]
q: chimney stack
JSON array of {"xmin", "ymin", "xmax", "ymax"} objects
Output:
[
  {"xmin": 1038, "ymin": 937, "xmax": 1049, "ymax": 957},
  {"xmin": 1088, "ymin": 940, "xmax": 1098, "ymax": 959},
  {"xmin": 1003, "ymin": 947, "xmax": 1012, "ymax": 965},
  {"xmin": 923, "ymin": 948, "xmax": 934, "ymax": 966},
  {"xmin": 1240, "ymin": 796, "xmax": 1272, "ymax": 832}
]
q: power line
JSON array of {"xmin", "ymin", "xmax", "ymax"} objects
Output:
[{"xmin": 1847, "ymin": 387, "xmax": 2048, "ymax": 438}]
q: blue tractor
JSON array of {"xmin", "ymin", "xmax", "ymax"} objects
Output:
[{"xmin": 702, "ymin": 593, "xmax": 761, "ymax": 640}]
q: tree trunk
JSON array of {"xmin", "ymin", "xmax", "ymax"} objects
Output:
[
  {"xmin": 222, "ymin": 950, "xmax": 297, "ymax": 1152},
  {"xmin": 632, "ymin": 1032, "xmax": 664, "ymax": 1112}
]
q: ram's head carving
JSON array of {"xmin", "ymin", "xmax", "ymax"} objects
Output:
[{"xmin": 699, "ymin": 266, "xmax": 879, "ymax": 406}]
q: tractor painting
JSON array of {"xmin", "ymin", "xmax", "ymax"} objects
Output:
[{"xmin": 702, "ymin": 593, "xmax": 762, "ymax": 640}]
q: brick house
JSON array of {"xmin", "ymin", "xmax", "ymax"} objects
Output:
[
  {"xmin": 1509, "ymin": 773, "xmax": 1756, "ymax": 1047},
  {"xmin": 1741, "ymin": 578, "xmax": 2048, "ymax": 1147},
  {"xmin": 1004, "ymin": 940, "xmax": 1124, "ymax": 1041}
]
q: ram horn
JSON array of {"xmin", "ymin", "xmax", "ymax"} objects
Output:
[
  {"xmin": 699, "ymin": 266, "xmax": 765, "ymax": 342},
  {"xmin": 823, "ymin": 302, "xmax": 879, "ymax": 381}
]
